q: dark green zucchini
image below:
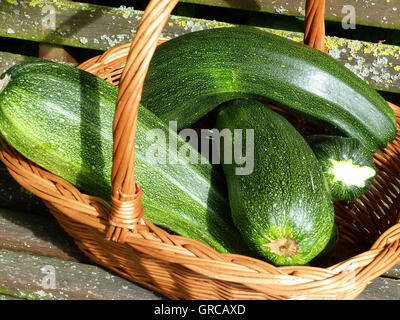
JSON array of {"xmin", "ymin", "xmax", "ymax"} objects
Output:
[
  {"xmin": 306, "ymin": 135, "xmax": 377, "ymax": 201},
  {"xmin": 214, "ymin": 99, "xmax": 335, "ymax": 265},
  {"xmin": 142, "ymin": 27, "xmax": 396, "ymax": 153},
  {"xmin": 0, "ymin": 59, "xmax": 249, "ymax": 255},
  {"xmin": 310, "ymin": 223, "xmax": 338, "ymax": 265}
]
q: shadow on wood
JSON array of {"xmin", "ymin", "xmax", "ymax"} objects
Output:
[{"xmin": 0, "ymin": 208, "xmax": 90, "ymax": 263}]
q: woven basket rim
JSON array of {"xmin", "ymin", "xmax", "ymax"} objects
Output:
[{"xmin": 1, "ymin": 130, "xmax": 400, "ymax": 297}]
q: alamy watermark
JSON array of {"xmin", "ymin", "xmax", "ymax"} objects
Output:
[
  {"xmin": 342, "ymin": 5, "xmax": 356, "ymax": 29},
  {"xmin": 146, "ymin": 121, "xmax": 255, "ymax": 176},
  {"xmin": 40, "ymin": 265, "xmax": 56, "ymax": 289},
  {"xmin": 41, "ymin": 5, "xmax": 56, "ymax": 30}
]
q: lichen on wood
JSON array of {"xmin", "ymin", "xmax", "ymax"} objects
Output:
[
  {"xmin": 1, "ymin": 1, "xmax": 400, "ymax": 93},
  {"xmin": 179, "ymin": 0, "xmax": 400, "ymax": 30}
]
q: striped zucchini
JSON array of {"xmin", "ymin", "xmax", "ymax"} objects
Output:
[{"xmin": 0, "ymin": 60, "xmax": 248, "ymax": 254}]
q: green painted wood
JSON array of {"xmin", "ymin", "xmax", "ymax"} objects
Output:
[
  {"xmin": 0, "ymin": 0, "xmax": 233, "ymax": 50},
  {"xmin": 0, "ymin": 51, "xmax": 77, "ymax": 76},
  {"xmin": 1, "ymin": 2, "xmax": 400, "ymax": 93},
  {"xmin": 0, "ymin": 51, "xmax": 36, "ymax": 77},
  {"xmin": 0, "ymin": 293, "xmax": 24, "ymax": 300},
  {"xmin": 5, "ymin": 0, "xmax": 400, "ymax": 32},
  {"xmin": 179, "ymin": 0, "xmax": 400, "ymax": 30},
  {"xmin": 0, "ymin": 249, "xmax": 165, "ymax": 300}
]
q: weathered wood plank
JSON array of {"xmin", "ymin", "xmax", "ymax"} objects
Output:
[
  {"xmin": 0, "ymin": 293, "xmax": 23, "ymax": 300},
  {"xmin": 179, "ymin": 0, "xmax": 400, "ymax": 30},
  {"xmin": 0, "ymin": 50, "xmax": 77, "ymax": 76},
  {"xmin": 0, "ymin": 246, "xmax": 397, "ymax": 300},
  {"xmin": 0, "ymin": 249, "xmax": 164, "ymax": 300},
  {"xmin": 1, "ymin": 1, "xmax": 400, "ymax": 93},
  {"xmin": 324, "ymin": 36, "xmax": 400, "ymax": 93},
  {"xmin": 0, "ymin": 208, "xmax": 89, "ymax": 263},
  {"xmin": 357, "ymin": 276, "xmax": 400, "ymax": 300},
  {"xmin": 5, "ymin": 0, "xmax": 400, "ymax": 32},
  {"xmin": 0, "ymin": 51, "xmax": 36, "ymax": 76},
  {"xmin": 385, "ymin": 263, "xmax": 400, "ymax": 279},
  {"xmin": 0, "ymin": 1, "xmax": 150, "ymax": 50}
]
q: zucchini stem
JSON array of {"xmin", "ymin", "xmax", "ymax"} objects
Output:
[{"xmin": 264, "ymin": 237, "xmax": 298, "ymax": 257}]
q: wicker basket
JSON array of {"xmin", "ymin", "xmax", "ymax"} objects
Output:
[{"xmin": 1, "ymin": 0, "xmax": 399, "ymax": 300}]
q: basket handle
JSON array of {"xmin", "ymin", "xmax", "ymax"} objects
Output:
[
  {"xmin": 304, "ymin": 0, "xmax": 327, "ymax": 52},
  {"xmin": 106, "ymin": 0, "xmax": 327, "ymax": 242},
  {"xmin": 106, "ymin": 0, "xmax": 179, "ymax": 242}
]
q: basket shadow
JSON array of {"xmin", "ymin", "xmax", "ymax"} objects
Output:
[
  {"xmin": 0, "ymin": 162, "xmax": 50, "ymax": 216},
  {"xmin": 0, "ymin": 207, "xmax": 91, "ymax": 263},
  {"xmin": 75, "ymin": 63, "xmax": 105, "ymax": 203},
  {"xmin": 188, "ymin": 111, "xmax": 256, "ymax": 257}
]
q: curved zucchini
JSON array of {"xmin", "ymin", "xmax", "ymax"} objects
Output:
[{"xmin": 142, "ymin": 27, "xmax": 396, "ymax": 153}]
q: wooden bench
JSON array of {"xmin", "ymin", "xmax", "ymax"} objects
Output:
[{"xmin": 0, "ymin": 0, "xmax": 399, "ymax": 300}]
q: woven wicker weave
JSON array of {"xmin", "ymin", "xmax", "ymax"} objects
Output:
[{"xmin": 1, "ymin": 0, "xmax": 399, "ymax": 300}]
